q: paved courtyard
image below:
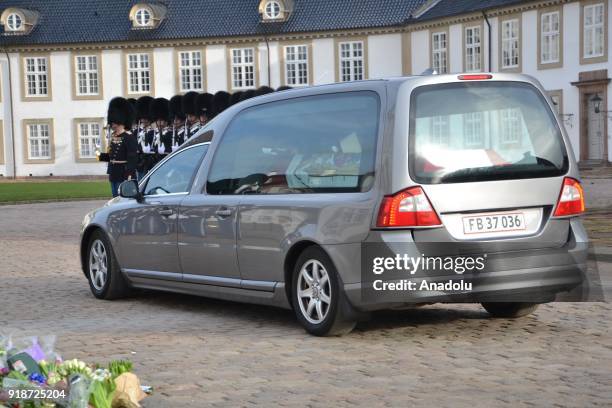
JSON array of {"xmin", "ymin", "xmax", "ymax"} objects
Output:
[{"xmin": 1, "ymin": 200, "xmax": 611, "ymax": 407}]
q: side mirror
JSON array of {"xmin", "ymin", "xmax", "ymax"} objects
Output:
[{"xmin": 119, "ymin": 180, "xmax": 142, "ymax": 201}]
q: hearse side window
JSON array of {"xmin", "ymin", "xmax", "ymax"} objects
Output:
[
  {"xmin": 144, "ymin": 144, "xmax": 208, "ymax": 196},
  {"xmin": 206, "ymin": 91, "xmax": 380, "ymax": 195},
  {"xmin": 409, "ymin": 82, "xmax": 568, "ymax": 184}
]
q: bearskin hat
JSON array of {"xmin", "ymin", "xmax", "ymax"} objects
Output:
[
  {"xmin": 229, "ymin": 91, "xmax": 244, "ymax": 106},
  {"xmin": 182, "ymin": 91, "xmax": 200, "ymax": 116},
  {"xmin": 127, "ymin": 98, "xmax": 138, "ymax": 109},
  {"xmin": 276, "ymin": 86, "xmax": 292, "ymax": 91},
  {"xmin": 255, "ymin": 86, "xmax": 274, "ymax": 97},
  {"xmin": 136, "ymin": 96, "xmax": 154, "ymax": 121},
  {"xmin": 107, "ymin": 97, "xmax": 135, "ymax": 129},
  {"xmin": 239, "ymin": 89, "xmax": 256, "ymax": 102},
  {"xmin": 196, "ymin": 93, "xmax": 213, "ymax": 116},
  {"xmin": 169, "ymin": 95, "xmax": 186, "ymax": 121},
  {"xmin": 150, "ymin": 98, "xmax": 170, "ymax": 122},
  {"xmin": 212, "ymin": 91, "xmax": 231, "ymax": 117}
]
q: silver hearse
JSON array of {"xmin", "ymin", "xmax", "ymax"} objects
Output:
[{"xmin": 81, "ymin": 73, "xmax": 588, "ymax": 336}]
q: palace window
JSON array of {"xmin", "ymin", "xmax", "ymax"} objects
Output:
[
  {"xmin": 583, "ymin": 3, "xmax": 605, "ymax": 58},
  {"xmin": 541, "ymin": 11, "xmax": 561, "ymax": 64},
  {"xmin": 75, "ymin": 55, "xmax": 99, "ymax": 96},
  {"xmin": 265, "ymin": 1, "xmax": 281, "ymax": 19},
  {"xmin": 465, "ymin": 26, "xmax": 481, "ymax": 72},
  {"xmin": 339, "ymin": 41, "xmax": 365, "ymax": 82},
  {"xmin": 284, "ymin": 45, "xmax": 309, "ymax": 86},
  {"xmin": 231, "ymin": 48, "xmax": 256, "ymax": 90},
  {"xmin": 500, "ymin": 109, "xmax": 522, "ymax": 145},
  {"xmin": 27, "ymin": 123, "xmax": 51, "ymax": 160},
  {"xmin": 432, "ymin": 32, "xmax": 448, "ymax": 74},
  {"xmin": 24, "ymin": 56, "xmax": 49, "ymax": 97},
  {"xmin": 127, "ymin": 53, "xmax": 151, "ymax": 94},
  {"xmin": 179, "ymin": 50, "xmax": 203, "ymax": 92},
  {"xmin": 6, "ymin": 13, "xmax": 22, "ymax": 31},
  {"xmin": 78, "ymin": 122, "xmax": 102, "ymax": 159},
  {"xmin": 501, "ymin": 19, "xmax": 520, "ymax": 69}
]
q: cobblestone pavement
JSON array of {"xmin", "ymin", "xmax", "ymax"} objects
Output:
[{"xmin": 1, "ymin": 200, "xmax": 611, "ymax": 407}]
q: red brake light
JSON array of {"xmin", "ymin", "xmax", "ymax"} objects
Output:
[
  {"xmin": 458, "ymin": 74, "xmax": 493, "ymax": 80},
  {"xmin": 377, "ymin": 187, "xmax": 442, "ymax": 228},
  {"xmin": 553, "ymin": 177, "xmax": 585, "ymax": 217}
]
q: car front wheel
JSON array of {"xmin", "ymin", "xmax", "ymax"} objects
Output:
[
  {"xmin": 292, "ymin": 247, "xmax": 356, "ymax": 336},
  {"xmin": 86, "ymin": 230, "xmax": 131, "ymax": 300}
]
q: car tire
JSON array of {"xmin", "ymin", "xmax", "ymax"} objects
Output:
[
  {"xmin": 86, "ymin": 230, "xmax": 131, "ymax": 300},
  {"xmin": 481, "ymin": 302, "xmax": 539, "ymax": 318},
  {"xmin": 291, "ymin": 246, "xmax": 357, "ymax": 336}
]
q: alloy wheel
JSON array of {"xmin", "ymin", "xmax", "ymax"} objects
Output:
[{"xmin": 297, "ymin": 260, "xmax": 332, "ymax": 324}]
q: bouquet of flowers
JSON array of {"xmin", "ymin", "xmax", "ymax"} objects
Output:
[{"xmin": 0, "ymin": 335, "xmax": 149, "ymax": 408}]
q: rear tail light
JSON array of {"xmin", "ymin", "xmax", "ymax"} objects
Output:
[
  {"xmin": 458, "ymin": 74, "xmax": 493, "ymax": 80},
  {"xmin": 377, "ymin": 186, "xmax": 442, "ymax": 228},
  {"xmin": 553, "ymin": 177, "xmax": 585, "ymax": 217}
]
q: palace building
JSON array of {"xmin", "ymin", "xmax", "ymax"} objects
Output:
[{"xmin": 0, "ymin": 0, "xmax": 610, "ymax": 177}]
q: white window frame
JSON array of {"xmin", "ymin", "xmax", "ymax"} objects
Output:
[
  {"xmin": 284, "ymin": 44, "xmax": 309, "ymax": 86},
  {"xmin": 265, "ymin": 1, "xmax": 282, "ymax": 19},
  {"xmin": 338, "ymin": 41, "xmax": 365, "ymax": 82},
  {"xmin": 501, "ymin": 19, "xmax": 520, "ymax": 69},
  {"xmin": 583, "ymin": 3, "xmax": 605, "ymax": 58},
  {"xmin": 431, "ymin": 116, "xmax": 450, "ymax": 146},
  {"xmin": 231, "ymin": 48, "xmax": 256, "ymax": 90},
  {"xmin": 27, "ymin": 123, "xmax": 51, "ymax": 160},
  {"xmin": 6, "ymin": 13, "xmax": 23, "ymax": 31},
  {"xmin": 432, "ymin": 32, "xmax": 448, "ymax": 74},
  {"xmin": 126, "ymin": 53, "xmax": 151, "ymax": 94},
  {"xmin": 75, "ymin": 55, "xmax": 100, "ymax": 96},
  {"xmin": 24, "ymin": 56, "xmax": 49, "ymax": 97},
  {"xmin": 77, "ymin": 122, "xmax": 102, "ymax": 159},
  {"xmin": 541, "ymin": 11, "xmax": 561, "ymax": 64},
  {"xmin": 465, "ymin": 26, "xmax": 482, "ymax": 72},
  {"xmin": 134, "ymin": 8, "xmax": 152, "ymax": 27},
  {"xmin": 179, "ymin": 50, "xmax": 203, "ymax": 92}
]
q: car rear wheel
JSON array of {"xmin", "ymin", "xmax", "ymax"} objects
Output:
[
  {"xmin": 481, "ymin": 302, "xmax": 539, "ymax": 318},
  {"xmin": 86, "ymin": 230, "xmax": 131, "ymax": 300},
  {"xmin": 292, "ymin": 247, "xmax": 356, "ymax": 336}
]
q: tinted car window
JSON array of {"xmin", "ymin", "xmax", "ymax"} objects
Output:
[
  {"xmin": 144, "ymin": 144, "xmax": 208, "ymax": 196},
  {"xmin": 207, "ymin": 91, "xmax": 380, "ymax": 195},
  {"xmin": 409, "ymin": 82, "xmax": 568, "ymax": 184}
]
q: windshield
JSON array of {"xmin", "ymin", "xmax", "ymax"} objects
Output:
[{"xmin": 409, "ymin": 82, "xmax": 568, "ymax": 184}]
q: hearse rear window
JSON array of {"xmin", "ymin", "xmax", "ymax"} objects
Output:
[
  {"xmin": 409, "ymin": 82, "xmax": 569, "ymax": 184},
  {"xmin": 207, "ymin": 91, "xmax": 380, "ymax": 195}
]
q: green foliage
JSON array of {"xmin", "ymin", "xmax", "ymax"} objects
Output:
[
  {"xmin": 89, "ymin": 377, "xmax": 116, "ymax": 408},
  {"xmin": 108, "ymin": 360, "xmax": 133, "ymax": 379}
]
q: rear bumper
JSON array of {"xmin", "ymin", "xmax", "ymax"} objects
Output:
[{"xmin": 344, "ymin": 262, "xmax": 586, "ymax": 311}]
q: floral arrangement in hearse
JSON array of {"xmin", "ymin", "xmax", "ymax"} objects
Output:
[{"xmin": 0, "ymin": 335, "xmax": 149, "ymax": 408}]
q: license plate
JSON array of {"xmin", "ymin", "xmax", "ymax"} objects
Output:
[{"xmin": 462, "ymin": 212, "xmax": 526, "ymax": 235}]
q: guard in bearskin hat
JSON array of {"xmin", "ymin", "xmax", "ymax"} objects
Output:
[
  {"xmin": 98, "ymin": 97, "xmax": 138, "ymax": 197},
  {"xmin": 127, "ymin": 98, "xmax": 138, "ymax": 133},
  {"xmin": 211, "ymin": 91, "xmax": 231, "ymax": 119},
  {"xmin": 239, "ymin": 89, "xmax": 256, "ymax": 102},
  {"xmin": 255, "ymin": 86, "xmax": 274, "ymax": 96},
  {"xmin": 170, "ymin": 95, "xmax": 187, "ymax": 150},
  {"xmin": 150, "ymin": 98, "xmax": 173, "ymax": 162},
  {"xmin": 135, "ymin": 96, "xmax": 155, "ymax": 181},
  {"xmin": 196, "ymin": 93, "xmax": 213, "ymax": 126},
  {"xmin": 277, "ymin": 86, "xmax": 292, "ymax": 91},
  {"xmin": 182, "ymin": 91, "xmax": 201, "ymax": 139},
  {"xmin": 229, "ymin": 91, "xmax": 244, "ymax": 107}
]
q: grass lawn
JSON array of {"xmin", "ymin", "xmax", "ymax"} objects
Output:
[{"xmin": 0, "ymin": 181, "xmax": 111, "ymax": 203}]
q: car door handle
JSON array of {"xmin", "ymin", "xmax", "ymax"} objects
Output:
[
  {"xmin": 158, "ymin": 208, "xmax": 174, "ymax": 217},
  {"xmin": 215, "ymin": 208, "xmax": 233, "ymax": 218}
]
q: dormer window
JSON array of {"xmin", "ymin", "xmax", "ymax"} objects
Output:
[
  {"xmin": 7, "ymin": 13, "xmax": 22, "ymax": 31},
  {"xmin": 129, "ymin": 3, "xmax": 166, "ymax": 30},
  {"xmin": 1, "ymin": 8, "xmax": 39, "ymax": 35},
  {"xmin": 134, "ymin": 8, "xmax": 152, "ymax": 27},
  {"xmin": 259, "ymin": 0, "xmax": 293, "ymax": 22},
  {"xmin": 265, "ymin": 1, "xmax": 281, "ymax": 19}
]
